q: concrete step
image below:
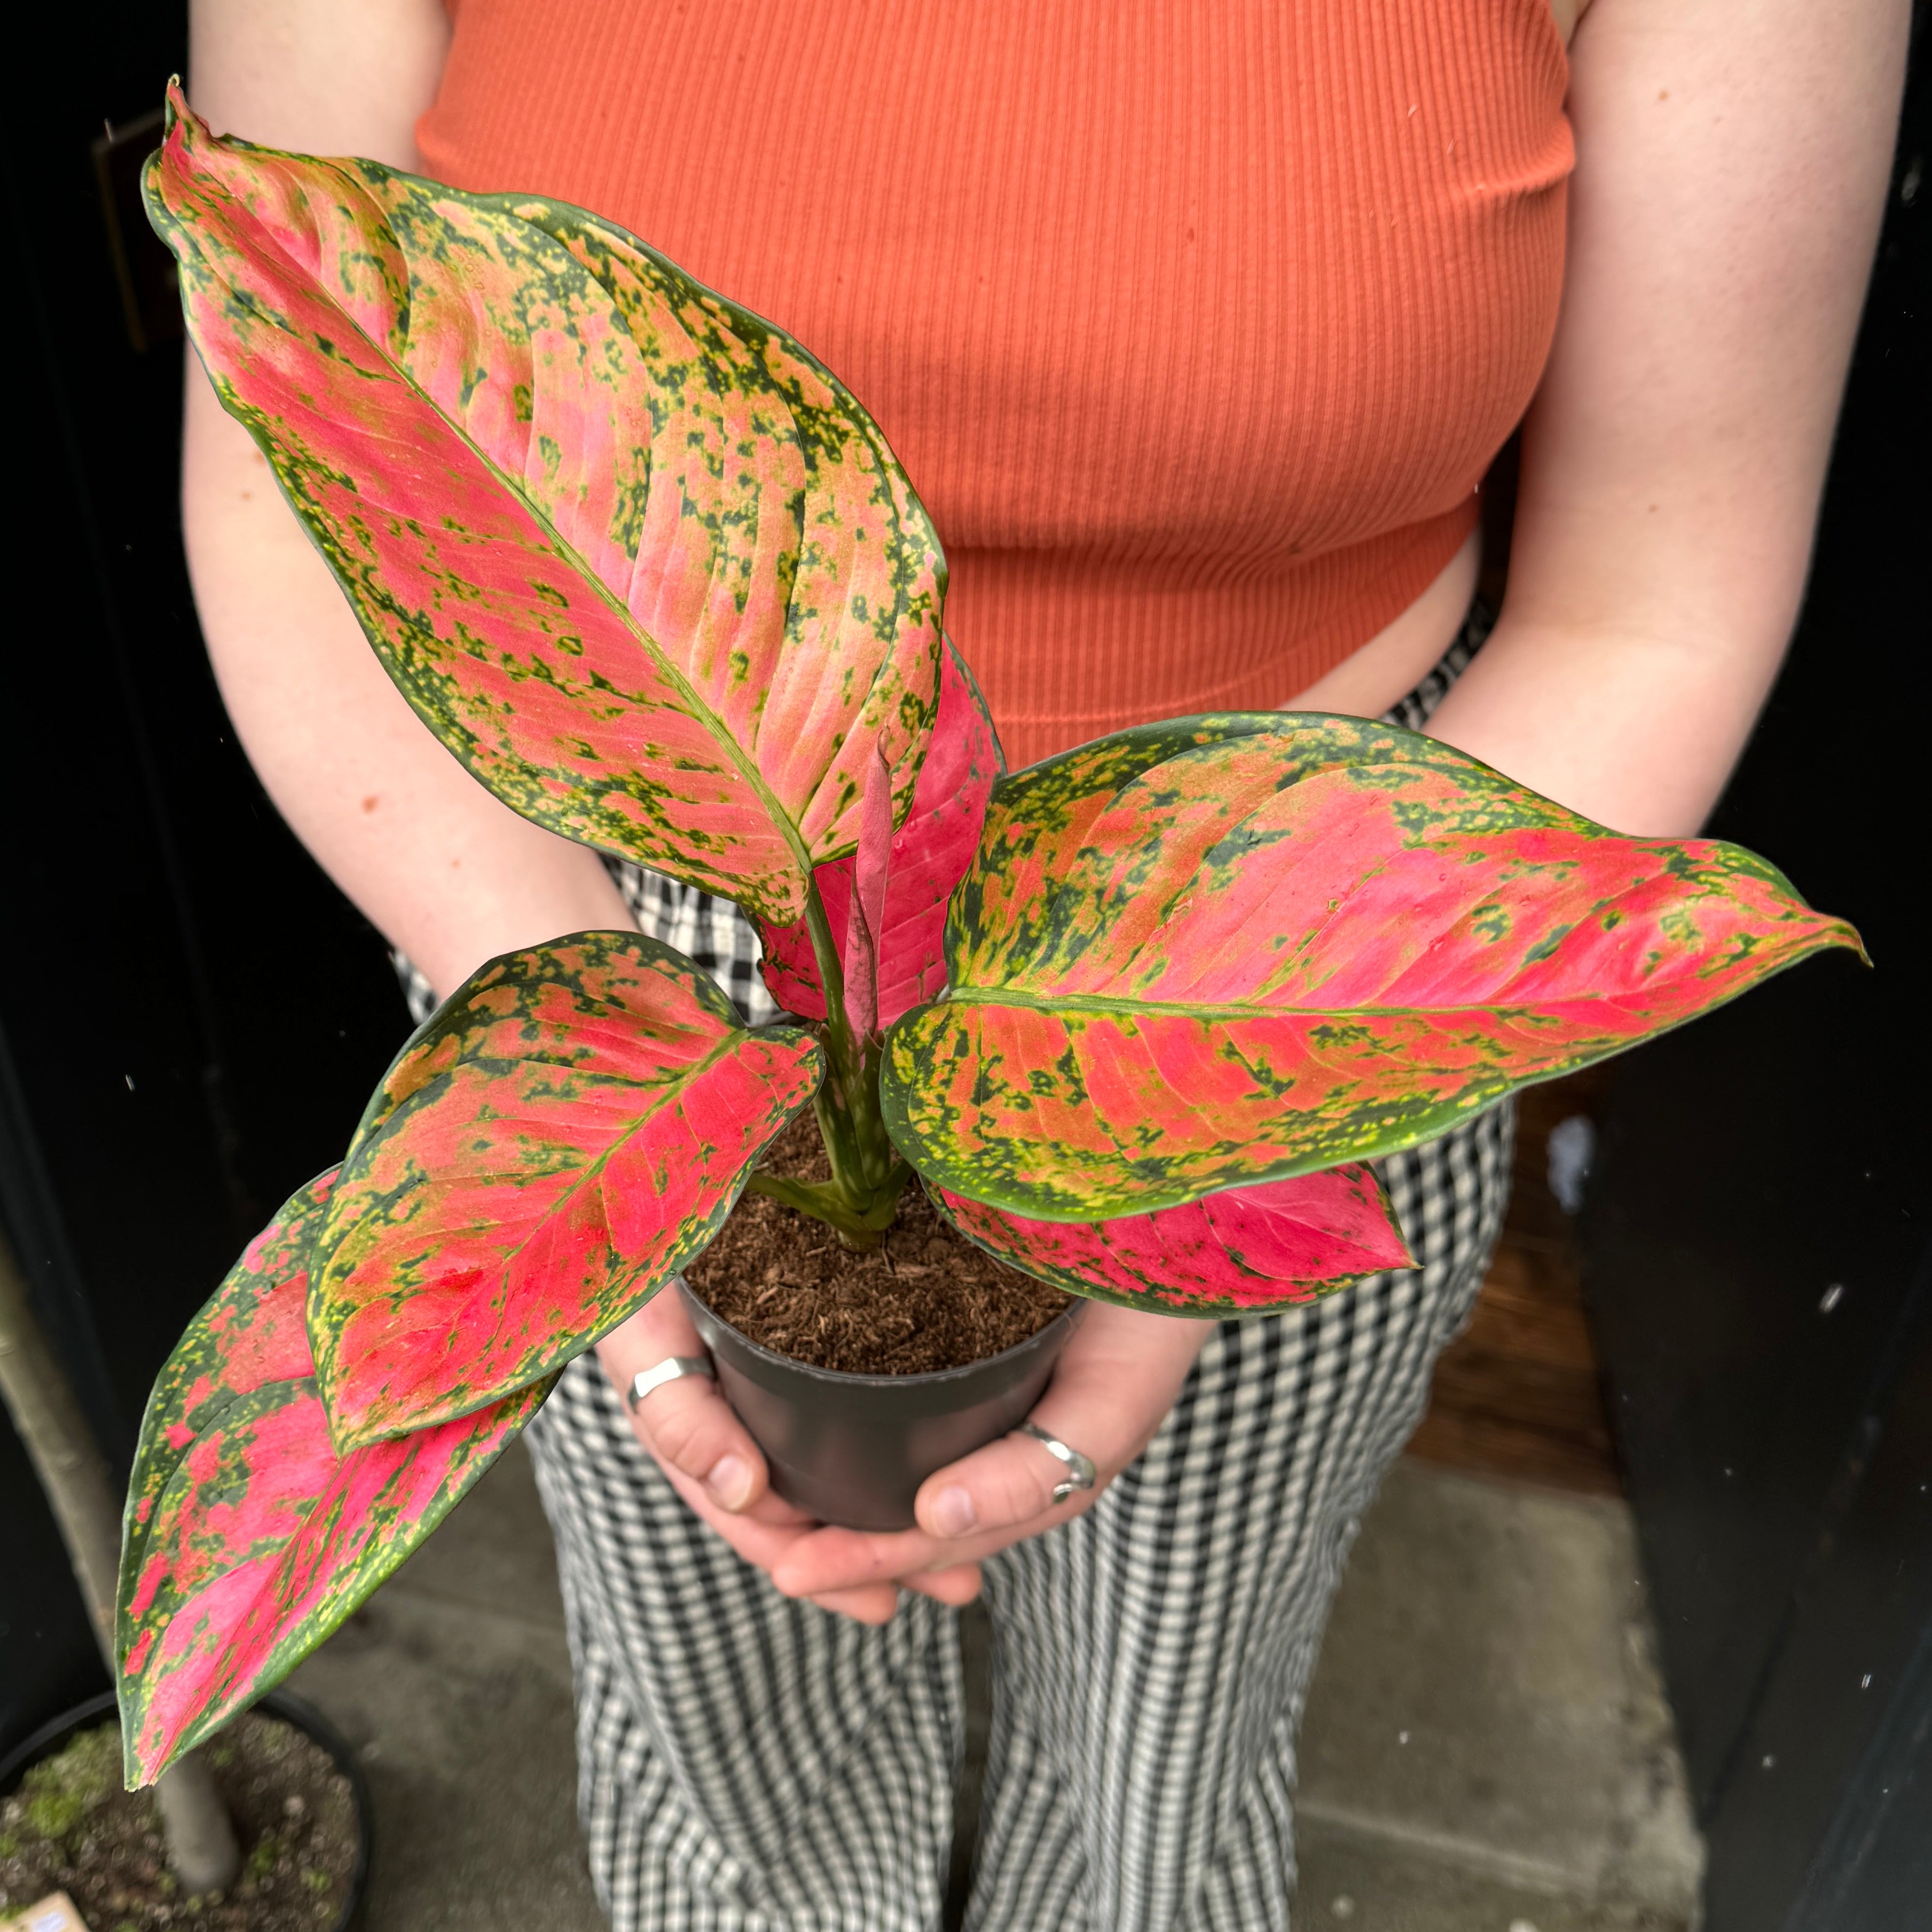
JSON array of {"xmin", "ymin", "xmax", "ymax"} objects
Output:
[
  {"xmin": 1298, "ymin": 1459, "xmax": 1705, "ymax": 1930},
  {"xmin": 1294, "ymin": 1817, "xmax": 1686, "ymax": 1932}
]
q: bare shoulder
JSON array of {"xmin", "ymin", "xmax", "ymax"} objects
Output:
[{"xmin": 189, "ymin": 0, "xmax": 450, "ymax": 165}]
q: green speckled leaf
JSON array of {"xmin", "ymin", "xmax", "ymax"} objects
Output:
[
  {"xmin": 932, "ymin": 1164, "xmax": 1413, "ymax": 1314},
  {"xmin": 311, "ymin": 932, "xmax": 822, "ymax": 1448},
  {"xmin": 117, "ymin": 1172, "xmax": 550, "ymax": 1788},
  {"xmin": 144, "ymin": 87, "xmax": 943, "ymax": 923},
  {"xmin": 882, "ymin": 714, "xmax": 1863, "ymax": 1218}
]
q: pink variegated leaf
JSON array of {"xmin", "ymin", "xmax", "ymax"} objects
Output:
[
  {"xmin": 311, "ymin": 933, "xmax": 822, "ymax": 1448},
  {"xmin": 117, "ymin": 1173, "xmax": 549, "ymax": 1787},
  {"xmin": 842, "ymin": 743, "xmax": 896, "ymax": 1041},
  {"xmin": 883, "ymin": 714, "xmax": 1864, "ymax": 1219},
  {"xmin": 144, "ymin": 89, "xmax": 943, "ymax": 924},
  {"xmin": 932, "ymin": 1165, "xmax": 1415, "ymax": 1314},
  {"xmin": 758, "ymin": 638, "xmax": 1004, "ymax": 1024}
]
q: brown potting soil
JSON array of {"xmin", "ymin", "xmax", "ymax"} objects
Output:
[
  {"xmin": 686, "ymin": 1111, "xmax": 1071, "ymax": 1375},
  {"xmin": 0, "ymin": 1713, "xmax": 357, "ymax": 1932}
]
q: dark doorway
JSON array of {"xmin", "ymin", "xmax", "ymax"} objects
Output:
[{"xmin": 4, "ymin": 14, "xmax": 415, "ymax": 1748}]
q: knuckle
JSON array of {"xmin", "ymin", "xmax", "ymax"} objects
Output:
[
  {"xmin": 1015, "ymin": 1467, "xmax": 1059, "ymax": 1518},
  {"xmin": 996, "ymin": 1452, "xmax": 1058, "ymax": 1514},
  {"xmin": 641, "ymin": 1389, "xmax": 719, "ymax": 1471},
  {"xmin": 639, "ymin": 1294, "xmax": 697, "ymax": 1346},
  {"xmin": 986, "ymin": 1458, "xmax": 1051, "ymax": 1526}
]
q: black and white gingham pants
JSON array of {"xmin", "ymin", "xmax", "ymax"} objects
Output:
[{"xmin": 404, "ymin": 617, "xmax": 1514, "ymax": 1929}]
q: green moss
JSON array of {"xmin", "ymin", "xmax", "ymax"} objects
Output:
[
  {"xmin": 301, "ymin": 1866, "xmax": 332, "ymax": 1894},
  {"xmin": 249, "ymin": 1830, "xmax": 282, "ymax": 1876},
  {"xmin": 15, "ymin": 1722, "xmax": 119, "ymax": 1844}
]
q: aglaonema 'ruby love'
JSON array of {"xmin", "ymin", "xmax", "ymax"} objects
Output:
[
  {"xmin": 117, "ymin": 88, "xmax": 1866, "ymax": 1781},
  {"xmin": 119, "ymin": 1174, "xmax": 551, "ymax": 1789},
  {"xmin": 309, "ymin": 934, "xmax": 822, "ymax": 1451},
  {"xmin": 878, "ymin": 715, "xmax": 1859, "ymax": 1216},
  {"xmin": 753, "ymin": 639, "xmax": 1004, "ymax": 1036},
  {"xmin": 140, "ymin": 90, "xmax": 943, "ymax": 926},
  {"xmin": 932, "ymin": 1166, "xmax": 1417, "ymax": 1315}
]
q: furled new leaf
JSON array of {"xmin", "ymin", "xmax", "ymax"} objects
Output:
[
  {"xmin": 144, "ymin": 88, "xmax": 944, "ymax": 923},
  {"xmin": 117, "ymin": 1173, "xmax": 548, "ymax": 1788},
  {"xmin": 842, "ymin": 743, "xmax": 897, "ymax": 1042},
  {"xmin": 311, "ymin": 933, "xmax": 822, "ymax": 1448},
  {"xmin": 757, "ymin": 639, "xmax": 1004, "ymax": 1025},
  {"xmin": 933, "ymin": 1165, "xmax": 1414, "ymax": 1314},
  {"xmin": 883, "ymin": 714, "xmax": 1863, "ymax": 1218}
]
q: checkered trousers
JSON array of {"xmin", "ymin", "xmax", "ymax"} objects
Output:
[{"xmin": 505, "ymin": 609, "xmax": 1513, "ymax": 1930}]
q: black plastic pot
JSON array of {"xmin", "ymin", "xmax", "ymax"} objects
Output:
[
  {"xmin": 680, "ymin": 1277, "xmax": 1083, "ymax": 1532},
  {"xmin": 0, "ymin": 1688, "xmax": 372, "ymax": 1931}
]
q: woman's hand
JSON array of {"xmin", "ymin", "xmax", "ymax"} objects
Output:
[
  {"xmin": 594, "ymin": 1290, "xmax": 987, "ymax": 1624},
  {"xmin": 761, "ymin": 1303, "xmax": 1212, "ymax": 1606},
  {"xmin": 598, "ymin": 1295, "xmax": 1210, "ymax": 1621}
]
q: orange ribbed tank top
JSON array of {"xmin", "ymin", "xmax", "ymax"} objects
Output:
[{"xmin": 420, "ymin": 1, "xmax": 1572, "ymax": 768}]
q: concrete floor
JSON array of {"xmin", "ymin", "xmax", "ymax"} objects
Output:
[
  {"xmin": 289, "ymin": 1446, "xmax": 1703, "ymax": 1930},
  {"xmin": 1296, "ymin": 1463, "xmax": 1702, "ymax": 1931}
]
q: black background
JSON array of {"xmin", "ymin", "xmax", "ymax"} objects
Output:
[{"xmin": 5, "ymin": 9, "xmax": 411, "ymax": 1743}]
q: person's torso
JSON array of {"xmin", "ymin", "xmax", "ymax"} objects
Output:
[{"xmin": 420, "ymin": 0, "xmax": 1574, "ymax": 761}]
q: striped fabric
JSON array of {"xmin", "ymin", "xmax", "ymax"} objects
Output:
[{"xmin": 488, "ymin": 609, "xmax": 1514, "ymax": 1929}]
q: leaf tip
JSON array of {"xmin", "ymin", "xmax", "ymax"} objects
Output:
[{"xmin": 160, "ymin": 76, "xmax": 203, "ymax": 154}]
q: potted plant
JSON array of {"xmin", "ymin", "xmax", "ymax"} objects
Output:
[{"xmin": 114, "ymin": 85, "xmax": 1862, "ymax": 1794}]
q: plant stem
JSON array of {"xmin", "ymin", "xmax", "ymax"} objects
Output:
[
  {"xmin": 800, "ymin": 877, "xmax": 900, "ymax": 1206},
  {"xmin": 0, "ymin": 1228, "xmax": 240, "ymax": 1886},
  {"xmin": 745, "ymin": 1165, "xmax": 914, "ymax": 1247}
]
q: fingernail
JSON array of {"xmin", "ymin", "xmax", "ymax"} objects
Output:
[
  {"xmin": 930, "ymin": 1486, "xmax": 978, "ymax": 1537},
  {"xmin": 705, "ymin": 1454, "xmax": 753, "ymax": 1511}
]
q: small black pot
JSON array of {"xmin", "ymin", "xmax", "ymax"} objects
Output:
[
  {"xmin": 0, "ymin": 1688, "xmax": 371, "ymax": 1931},
  {"xmin": 680, "ymin": 1277, "xmax": 1083, "ymax": 1532}
]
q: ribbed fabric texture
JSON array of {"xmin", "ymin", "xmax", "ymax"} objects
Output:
[{"xmin": 420, "ymin": 1, "xmax": 1572, "ymax": 767}]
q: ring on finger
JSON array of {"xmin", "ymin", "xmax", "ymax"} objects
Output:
[
  {"xmin": 627, "ymin": 1354, "xmax": 713, "ymax": 1412},
  {"xmin": 1014, "ymin": 1420, "xmax": 1097, "ymax": 1504}
]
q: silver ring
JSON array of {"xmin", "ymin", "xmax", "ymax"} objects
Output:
[
  {"xmin": 1015, "ymin": 1421, "xmax": 1097, "ymax": 1504},
  {"xmin": 627, "ymin": 1355, "xmax": 713, "ymax": 1412}
]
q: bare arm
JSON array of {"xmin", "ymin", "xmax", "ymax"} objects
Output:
[
  {"xmin": 1425, "ymin": 0, "xmax": 1909, "ymax": 835},
  {"xmin": 185, "ymin": 0, "xmax": 633, "ymax": 998}
]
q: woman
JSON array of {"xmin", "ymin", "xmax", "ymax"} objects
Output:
[{"xmin": 184, "ymin": 2, "xmax": 1905, "ymax": 1924}]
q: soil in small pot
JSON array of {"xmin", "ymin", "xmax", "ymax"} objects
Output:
[
  {"xmin": 687, "ymin": 1111, "xmax": 1071, "ymax": 1375},
  {"xmin": 0, "ymin": 1713, "xmax": 357, "ymax": 1932}
]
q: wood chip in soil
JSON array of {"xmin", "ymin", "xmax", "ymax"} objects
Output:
[
  {"xmin": 1, "ymin": 1713, "xmax": 357, "ymax": 1931},
  {"xmin": 687, "ymin": 1112, "xmax": 1071, "ymax": 1375}
]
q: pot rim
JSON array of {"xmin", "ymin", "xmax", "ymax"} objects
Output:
[
  {"xmin": 0, "ymin": 1687, "xmax": 372, "ymax": 1931},
  {"xmin": 679, "ymin": 1274, "xmax": 1083, "ymax": 1390}
]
